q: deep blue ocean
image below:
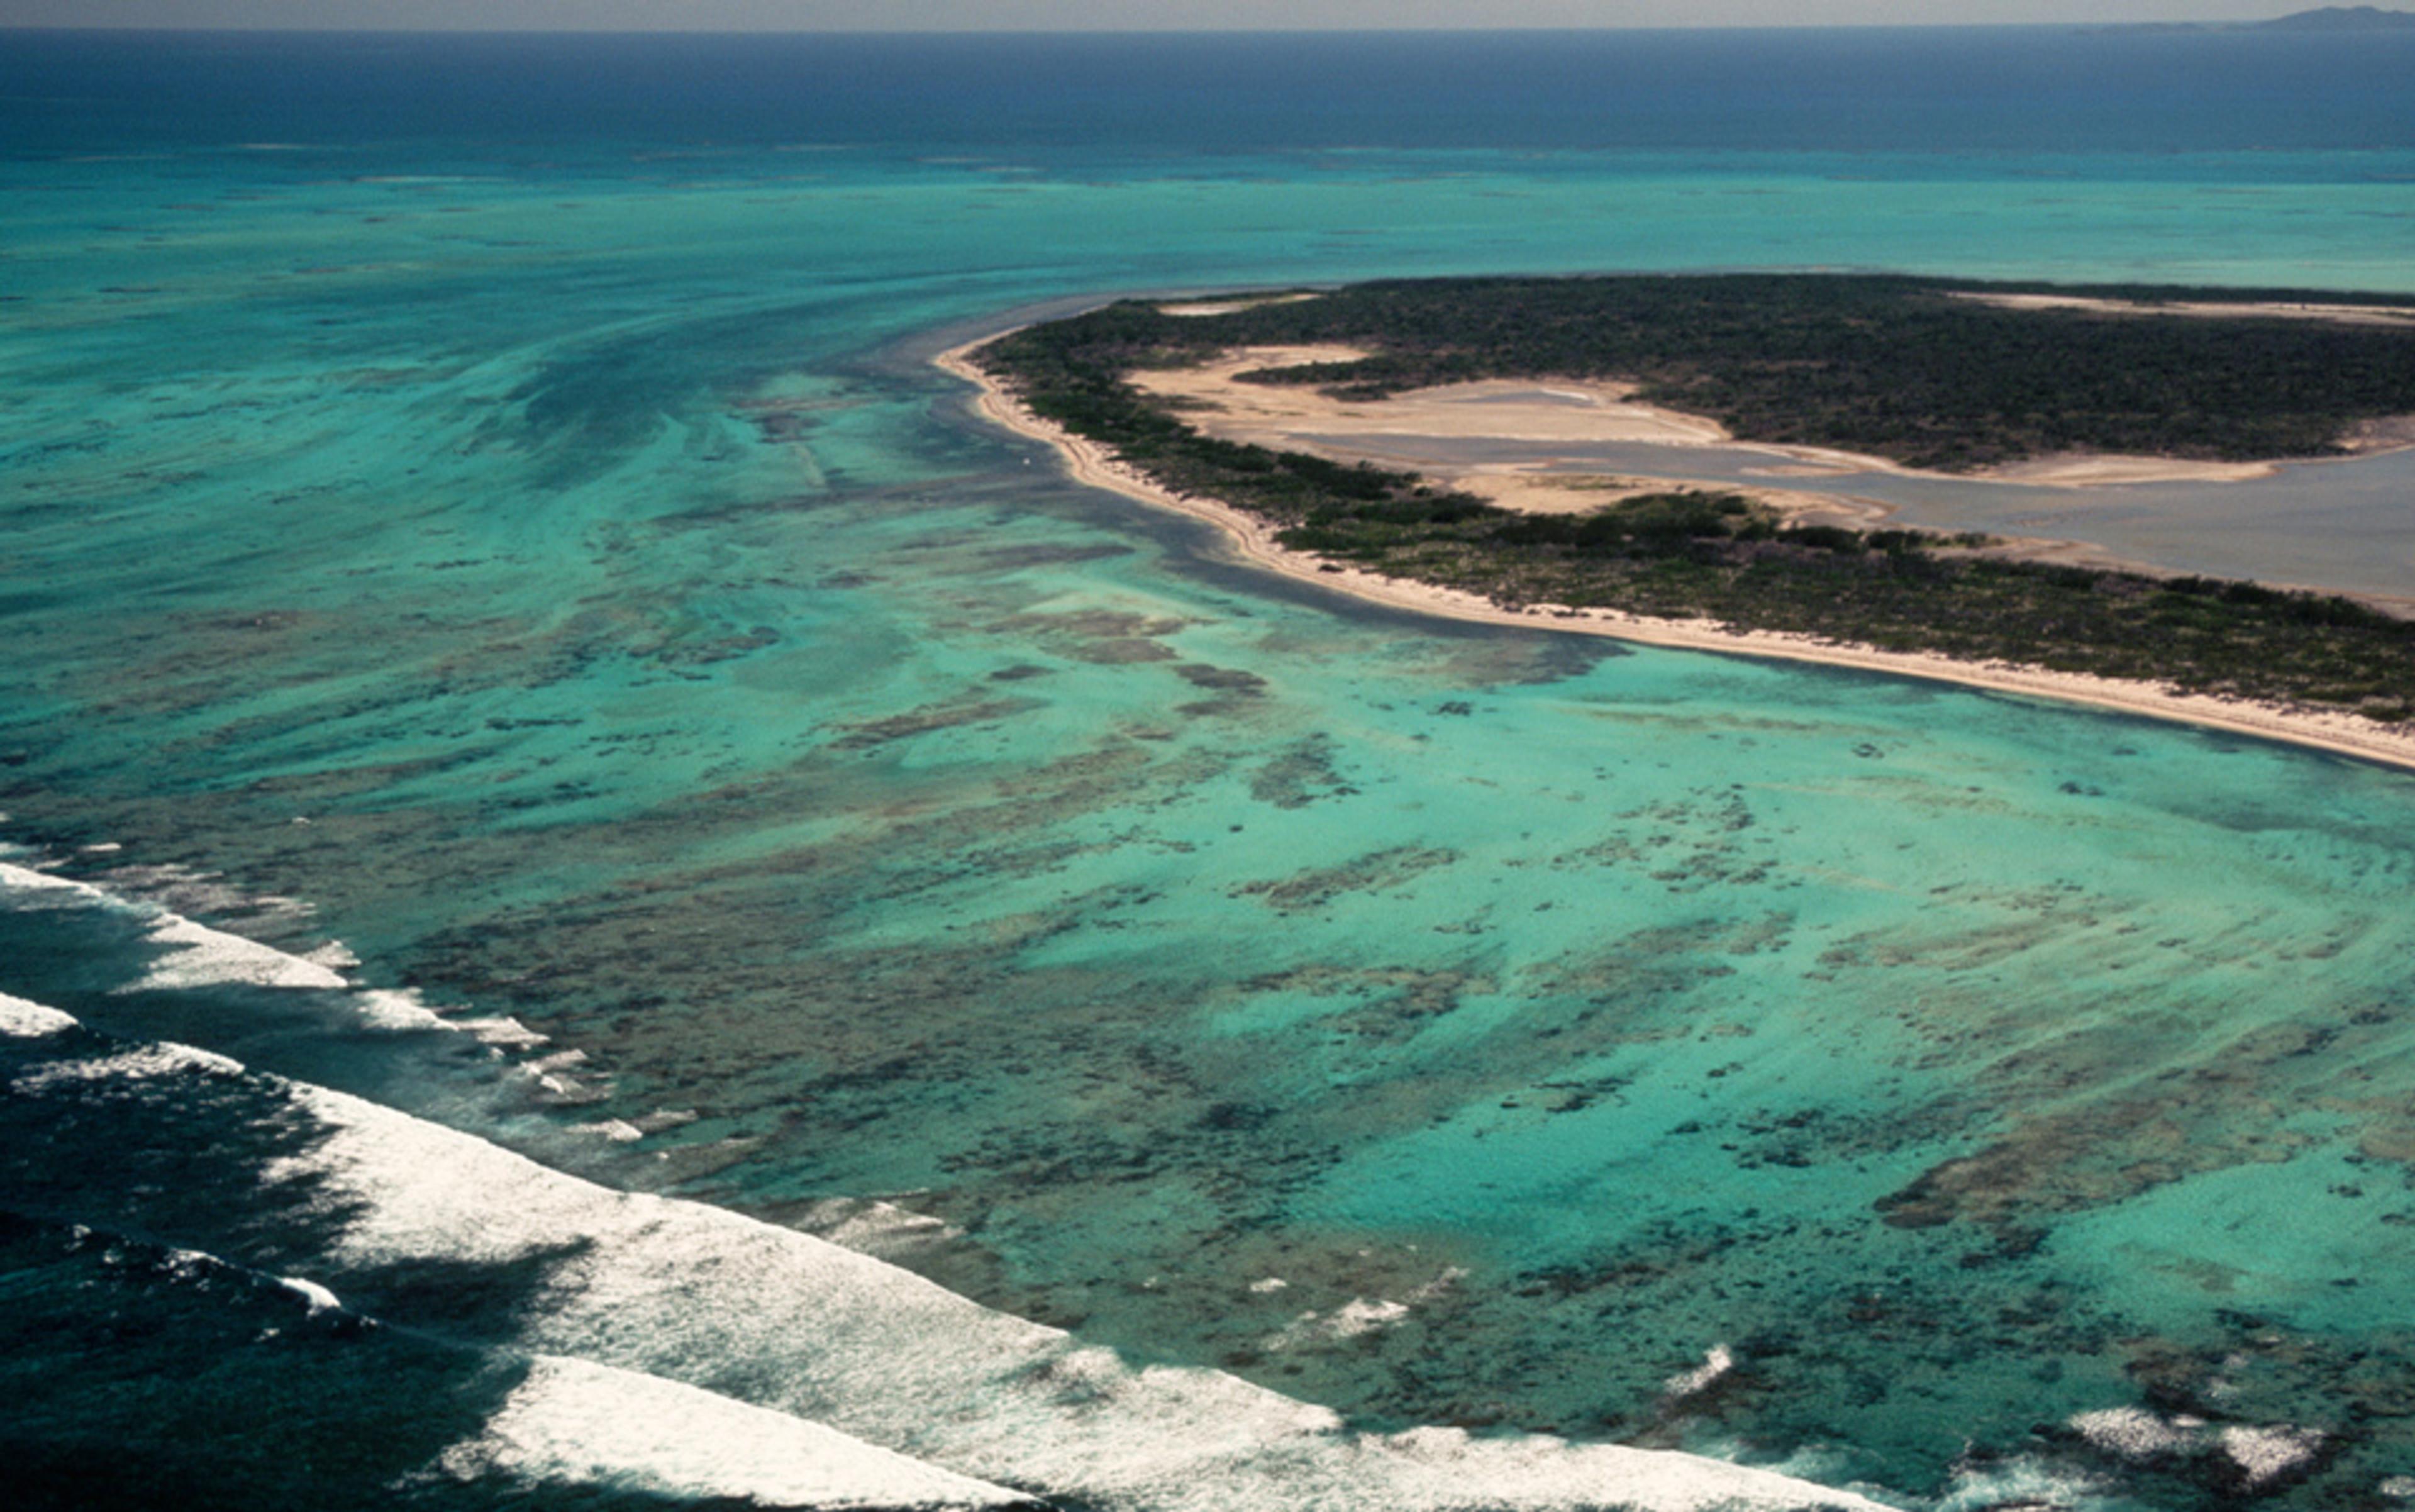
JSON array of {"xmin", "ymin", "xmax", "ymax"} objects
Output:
[
  {"xmin": 11, "ymin": 26, "xmax": 2415, "ymax": 155},
  {"xmin": 5, "ymin": 25, "xmax": 2415, "ymax": 1512}
]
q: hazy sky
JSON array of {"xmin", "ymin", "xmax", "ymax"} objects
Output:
[{"xmin": 0, "ymin": 0, "xmax": 2325, "ymax": 30}]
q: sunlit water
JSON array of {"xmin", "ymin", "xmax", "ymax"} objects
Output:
[{"xmin": 5, "ymin": 28, "xmax": 2415, "ymax": 1511}]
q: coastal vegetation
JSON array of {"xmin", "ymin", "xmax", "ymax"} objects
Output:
[
  {"xmin": 972, "ymin": 274, "xmax": 2415, "ymax": 721},
  {"xmin": 987, "ymin": 274, "xmax": 2415, "ymax": 472}
]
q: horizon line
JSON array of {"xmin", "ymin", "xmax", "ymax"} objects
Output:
[{"xmin": 0, "ymin": 17, "xmax": 2319, "ymax": 33}]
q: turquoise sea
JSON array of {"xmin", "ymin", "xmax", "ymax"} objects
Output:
[{"xmin": 6, "ymin": 26, "xmax": 2415, "ymax": 1512}]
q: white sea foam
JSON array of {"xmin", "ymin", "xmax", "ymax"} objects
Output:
[
  {"xmin": 1933, "ymin": 1454, "xmax": 2112, "ymax": 1512},
  {"xmin": 802, "ymin": 1197, "xmax": 966, "ymax": 1257},
  {"xmin": 1663, "ymin": 1345, "xmax": 1736, "ymax": 1402},
  {"xmin": 1, "ymin": 859, "xmax": 345, "ymax": 994},
  {"xmin": 2220, "ymin": 1424, "xmax": 2324, "ymax": 1488},
  {"xmin": 453, "ymin": 1015, "xmax": 550, "ymax": 1051},
  {"xmin": 132, "ymin": 913, "xmax": 352, "ymax": 992},
  {"xmin": 280, "ymin": 1275, "xmax": 344, "ymax": 1316},
  {"xmin": 355, "ymin": 986, "xmax": 544, "ymax": 1053},
  {"xmin": 430, "ymin": 1355, "xmax": 1033, "ymax": 1508},
  {"xmin": 11, "ymin": 1041, "xmax": 245, "ymax": 1092},
  {"xmin": 15, "ymin": 954, "xmax": 1885, "ymax": 1511},
  {"xmin": 262, "ymin": 1067, "xmax": 1886, "ymax": 1511},
  {"xmin": 1, "ymin": 859, "xmax": 113, "ymax": 906},
  {"xmin": 0, "ymin": 860, "xmax": 545, "ymax": 1057},
  {"xmin": 355, "ymin": 988, "xmax": 452, "ymax": 1033},
  {"xmin": 1328, "ymin": 1298, "xmax": 1412, "ymax": 1337},
  {"xmin": 306, "ymin": 941, "xmax": 364, "ymax": 971},
  {"xmin": 0, "ymin": 991, "xmax": 79, "ymax": 1038},
  {"xmin": 2070, "ymin": 1406, "xmax": 2197, "ymax": 1460},
  {"xmin": 99, "ymin": 862, "xmax": 315, "ymax": 927},
  {"xmin": 1262, "ymin": 1297, "xmax": 1411, "ymax": 1351},
  {"xmin": 2067, "ymin": 1407, "xmax": 2323, "ymax": 1491},
  {"xmin": 570, "ymin": 1118, "xmax": 646, "ymax": 1143},
  {"xmin": 523, "ymin": 1047, "xmax": 606, "ymax": 1103}
]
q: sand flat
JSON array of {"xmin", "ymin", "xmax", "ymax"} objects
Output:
[
  {"xmin": 1131, "ymin": 348, "xmax": 1873, "ymax": 523},
  {"xmin": 1436, "ymin": 467, "xmax": 1881, "ymax": 529},
  {"xmin": 1128, "ymin": 348, "xmax": 1730, "ymax": 450},
  {"xmin": 1156, "ymin": 292, "xmax": 1323, "ymax": 317},
  {"xmin": 1980, "ymin": 453, "xmax": 2279, "ymax": 485},
  {"xmin": 1950, "ymin": 289, "xmax": 2415, "ymax": 329}
]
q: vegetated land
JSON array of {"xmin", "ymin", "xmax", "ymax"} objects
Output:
[
  {"xmin": 974, "ymin": 274, "xmax": 2415, "ymax": 722},
  {"xmin": 2257, "ymin": 7, "xmax": 2415, "ymax": 30}
]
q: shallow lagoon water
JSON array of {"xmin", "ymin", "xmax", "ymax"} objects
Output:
[
  {"xmin": 6, "ymin": 28, "xmax": 2415, "ymax": 1511},
  {"xmin": 1314, "ymin": 434, "xmax": 2415, "ymax": 603}
]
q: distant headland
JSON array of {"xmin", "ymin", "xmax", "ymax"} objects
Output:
[
  {"xmin": 2258, "ymin": 6, "xmax": 2415, "ymax": 28},
  {"xmin": 2108, "ymin": 5, "xmax": 2415, "ymax": 29}
]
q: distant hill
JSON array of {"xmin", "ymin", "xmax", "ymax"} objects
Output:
[
  {"xmin": 2091, "ymin": 6, "xmax": 2415, "ymax": 31},
  {"xmin": 2255, "ymin": 6, "xmax": 2415, "ymax": 28}
]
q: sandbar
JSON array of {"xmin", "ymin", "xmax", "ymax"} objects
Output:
[
  {"xmin": 1950, "ymin": 289, "xmax": 2415, "ymax": 330},
  {"xmin": 938, "ymin": 335, "xmax": 2415, "ymax": 775}
]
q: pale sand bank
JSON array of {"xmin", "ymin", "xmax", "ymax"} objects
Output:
[
  {"xmin": 1157, "ymin": 293, "xmax": 1323, "ymax": 318},
  {"xmin": 1130, "ymin": 347, "xmax": 1731, "ymax": 449},
  {"xmin": 1981, "ymin": 453, "xmax": 2279, "ymax": 485},
  {"xmin": 1446, "ymin": 470, "xmax": 1887, "ymax": 530},
  {"xmin": 938, "ymin": 337, "xmax": 2415, "ymax": 775},
  {"xmin": 1951, "ymin": 289, "xmax": 2415, "ymax": 330},
  {"xmin": 1128, "ymin": 347, "xmax": 1860, "ymax": 521}
]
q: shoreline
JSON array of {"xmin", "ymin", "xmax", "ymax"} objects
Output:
[{"xmin": 936, "ymin": 335, "xmax": 2415, "ymax": 777}]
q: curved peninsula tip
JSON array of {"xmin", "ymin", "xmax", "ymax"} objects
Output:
[{"xmin": 940, "ymin": 273, "xmax": 2415, "ymax": 774}]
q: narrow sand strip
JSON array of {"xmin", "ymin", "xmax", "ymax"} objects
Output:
[
  {"xmin": 1950, "ymin": 289, "xmax": 2415, "ymax": 330},
  {"xmin": 938, "ymin": 337, "xmax": 2415, "ymax": 776}
]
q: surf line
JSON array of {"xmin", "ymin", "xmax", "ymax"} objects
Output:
[{"xmin": 1, "ymin": 976, "xmax": 1884, "ymax": 1512}]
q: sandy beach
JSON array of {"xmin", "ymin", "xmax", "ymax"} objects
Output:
[
  {"xmin": 937, "ymin": 335, "xmax": 2415, "ymax": 775},
  {"xmin": 1950, "ymin": 289, "xmax": 2415, "ymax": 331}
]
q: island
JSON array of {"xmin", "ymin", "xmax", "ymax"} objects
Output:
[
  {"xmin": 941, "ymin": 274, "xmax": 2415, "ymax": 769},
  {"xmin": 2256, "ymin": 6, "xmax": 2415, "ymax": 28},
  {"xmin": 2110, "ymin": 5, "xmax": 2415, "ymax": 28}
]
